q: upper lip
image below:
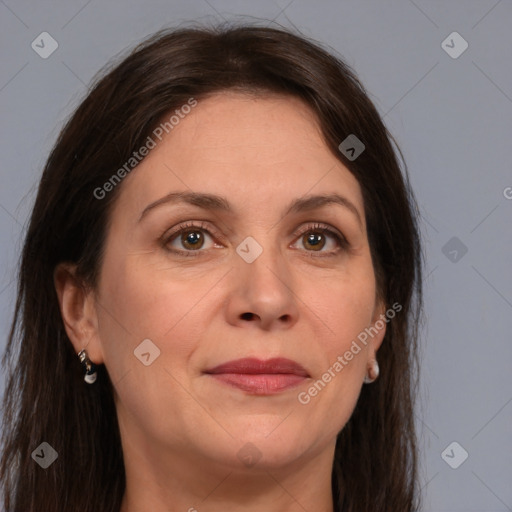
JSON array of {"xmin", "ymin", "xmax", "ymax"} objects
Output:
[{"xmin": 204, "ymin": 357, "xmax": 309, "ymax": 377}]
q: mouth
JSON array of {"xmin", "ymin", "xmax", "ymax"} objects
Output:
[{"xmin": 203, "ymin": 357, "xmax": 310, "ymax": 395}]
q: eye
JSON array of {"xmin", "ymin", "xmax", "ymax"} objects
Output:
[
  {"xmin": 291, "ymin": 223, "xmax": 348, "ymax": 256},
  {"xmin": 162, "ymin": 221, "xmax": 348, "ymax": 258},
  {"xmin": 163, "ymin": 221, "xmax": 220, "ymax": 256}
]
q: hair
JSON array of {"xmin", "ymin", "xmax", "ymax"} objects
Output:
[{"xmin": 0, "ymin": 21, "xmax": 424, "ymax": 512}]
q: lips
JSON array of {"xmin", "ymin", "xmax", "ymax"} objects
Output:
[{"xmin": 204, "ymin": 357, "xmax": 309, "ymax": 395}]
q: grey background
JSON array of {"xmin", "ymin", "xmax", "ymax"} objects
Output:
[{"xmin": 1, "ymin": 1, "xmax": 511, "ymax": 510}]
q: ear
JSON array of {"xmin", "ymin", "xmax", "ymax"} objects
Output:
[
  {"xmin": 53, "ymin": 263, "xmax": 104, "ymax": 364},
  {"xmin": 369, "ymin": 296, "xmax": 388, "ymax": 354}
]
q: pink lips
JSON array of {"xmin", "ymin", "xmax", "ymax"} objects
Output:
[{"xmin": 204, "ymin": 357, "xmax": 309, "ymax": 395}]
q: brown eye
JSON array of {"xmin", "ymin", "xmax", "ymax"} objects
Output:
[
  {"xmin": 302, "ymin": 231, "xmax": 326, "ymax": 251},
  {"xmin": 163, "ymin": 221, "xmax": 218, "ymax": 256},
  {"xmin": 292, "ymin": 223, "xmax": 348, "ymax": 256},
  {"xmin": 180, "ymin": 230, "xmax": 205, "ymax": 250}
]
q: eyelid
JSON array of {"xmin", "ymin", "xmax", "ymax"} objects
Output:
[
  {"xmin": 161, "ymin": 220, "xmax": 224, "ymax": 255},
  {"xmin": 162, "ymin": 220, "xmax": 348, "ymax": 256},
  {"xmin": 291, "ymin": 222, "xmax": 349, "ymax": 252},
  {"xmin": 292, "ymin": 222, "xmax": 346, "ymax": 241},
  {"xmin": 163, "ymin": 220, "xmax": 223, "ymax": 242}
]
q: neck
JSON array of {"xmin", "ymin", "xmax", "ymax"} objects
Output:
[{"xmin": 118, "ymin": 436, "xmax": 337, "ymax": 512}]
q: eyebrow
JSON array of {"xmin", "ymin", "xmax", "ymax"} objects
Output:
[{"xmin": 138, "ymin": 191, "xmax": 363, "ymax": 228}]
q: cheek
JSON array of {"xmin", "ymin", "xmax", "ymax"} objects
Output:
[
  {"xmin": 296, "ymin": 276, "xmax": 375, "ymax": 438},
  {"xmin": 96, "ymin": 250, "xmax": 218, "ymax": 377},
  {"xmin": 296, "ymin": 263, "xmax": 376, "ymax": 417},
  {"xmin": 98, "ymin": 248, "xmax": 192, "ymax": 335},
  {"xmin": 95, "ymin": 258, "xmax": 209, "ymax": 442},
  {"xmin": 306, "ymin": 269, "xmax": 377, "ymax": 351}
]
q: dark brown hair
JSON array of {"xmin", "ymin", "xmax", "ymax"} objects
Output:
[{"xmin": 0, "ymin": 22, "xmax": 424, "ymax": 512}]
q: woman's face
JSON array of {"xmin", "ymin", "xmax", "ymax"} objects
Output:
[{"xmin": 85, "ymin": 92, "xmax": 386, "ymax": 471}]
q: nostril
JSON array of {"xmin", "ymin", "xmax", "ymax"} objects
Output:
[{"xmin": 241, "ymin": 312, "xmax": 255, "ymax": 321}]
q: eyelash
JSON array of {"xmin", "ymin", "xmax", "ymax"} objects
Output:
[{"xmin": 161, "ymin": 221, "xmax": 349, "ymax": 258}]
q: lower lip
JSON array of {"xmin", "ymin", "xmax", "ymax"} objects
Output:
[{"xmin": 208, "ymin": 373, "xmax": 307, "ymax": 394}]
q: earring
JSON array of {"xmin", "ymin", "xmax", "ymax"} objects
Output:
[
  {"xmin": 363, "ymin": 358, "xmax": 379, "ymax": 384},
  {"xmin": 78, "ymin": 349, "xmax": 98, "ymax": 384}
]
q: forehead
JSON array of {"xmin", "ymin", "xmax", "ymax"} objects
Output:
[{"xmin": 113, "ymin": 92, "xmax": 364, "ymax": 222}]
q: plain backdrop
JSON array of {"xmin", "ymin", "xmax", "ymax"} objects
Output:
[{"xmin": 0, "ymin": 1, "xmax": 511, "ymax": 511}]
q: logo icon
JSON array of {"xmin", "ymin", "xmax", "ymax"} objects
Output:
[
  {"xmin": 31, "ymin": 442, "xmax": 58, "ymax": 469},
  {"xmin": 237, "ymin": 442, "xmax": 262, "ymax": 468},
  {"xmin": 442, "ymin": 236, "xmax": 468, "ymax": 263},
  {"xmin": 134, "ymin": 338, "xmax": 161, "ymax": 366},
  {"xmin": 441, "ymin": 441, "xmax": 468, "ymax": 469},
  {"xmin": 236, "ymin": 236, "xmax": 263, "ymax": 263},
  {"xmin": 31, "ymin": 32, "xmax": 59, "ymax": 59},
  {"xmin": 441, "ymin": 32, "xmax": 468, "ymax": 59},
  {"xmin": 338, "ymin": 134, "xmax": 365, "ymax": 161}
]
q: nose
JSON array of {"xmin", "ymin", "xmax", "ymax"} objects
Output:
[{"xmin": 224, "ymin": 239, "xmax": 300, "ymax": 331}]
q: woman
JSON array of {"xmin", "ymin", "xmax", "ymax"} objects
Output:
[{"xmin": 0, "ymin": 23, "xmax": 424, "ymax": 512}]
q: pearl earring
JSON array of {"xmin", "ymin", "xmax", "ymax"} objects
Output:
[{"xmin": 363, "ymin": 359, "xmax": 379, "ymax": 384}]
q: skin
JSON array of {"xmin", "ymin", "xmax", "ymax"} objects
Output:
[{"xmin": 55, "ymin": 91, "xmax": 386, "ymax": 512}]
